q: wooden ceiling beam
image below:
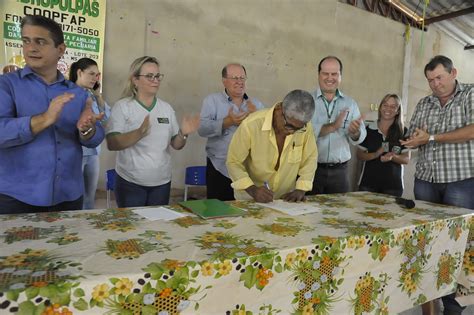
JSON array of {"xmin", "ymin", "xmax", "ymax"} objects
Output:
[{"xmin": 423, "ymin": 6, "xmax": 474, "ymax": 25}]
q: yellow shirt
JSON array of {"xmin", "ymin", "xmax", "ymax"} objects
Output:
[{"xmin": 226, "ymin": 103, "xmax": 318, "ymax": 200}]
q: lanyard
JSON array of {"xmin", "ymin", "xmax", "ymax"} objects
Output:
[{"xmin": 322, "ymin": 96, "xmax": 337, "ymax": 123}]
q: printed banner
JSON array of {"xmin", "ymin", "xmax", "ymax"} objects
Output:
[{"xmin": 0, "ymin": 0, "xmax": 106, "ymax": 77}]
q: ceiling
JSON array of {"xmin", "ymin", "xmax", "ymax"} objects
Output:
[{"xmin": 342, "ymin": 0, "xmax": 474, "ymax": 50}]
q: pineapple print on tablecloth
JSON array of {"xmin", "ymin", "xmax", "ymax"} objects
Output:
[
  {"xmin": 122, "ymin": 293, "xmax": 188, "ymax": 315},
  {"xmin": 397, "ymin": 226, "xmax": 432, "ymax": 297},
  {"xmin": 436, "ymin": 251, "xmax": 461, "ymax": 290},
  {"xmin": 290, "ymin": 240, "xmax": 347, "ymax": 314},
  {"xmin": 350, "ymin": 272, "xmax": 390, "ymax": 315}
]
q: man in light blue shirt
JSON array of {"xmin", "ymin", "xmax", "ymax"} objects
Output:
[
  {"xmin": 307, "ymin": 56, "xmax": 366, "ymax": 195},
  {"xmin": 0, "ymin": 15, "xmax": 104, "ymax": 214},
  {"xmin": 198, "ymin": 63, "xmax": 264, "ymax": 200}
]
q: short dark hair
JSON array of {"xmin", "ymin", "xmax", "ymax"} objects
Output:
[
  {"xmin": 69, "ymin": 58, "xmax": 98, "ymax": 83},
  {"xmin": 222, "ymin": 63, "xmax": 247, "ymax": 78},
  {"xmin": 424, "ymin": 55, "xmax": 454, "ymax": 77},
  {"xmin": 318, "ymin": 56, "xmax": 343, "ymax": 75},
  {"xmin": 21, "ymin": 15, "xmax": 64, "ymax": 47}
]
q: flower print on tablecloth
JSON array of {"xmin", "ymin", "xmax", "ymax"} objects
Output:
[
  {"xmin": 226, "ymin": 303, "xmax": 282, "ymax": 315},
  {"xmin": 321, "ymin": 217, "xmax": 386, "ymax": 235},
  {"xmin": 230, "ymin": 200, "xmax": 267, "ymax": 219},
  {"xmin": 350, "ymin": 272, "xmax": 390, "ymax": 315},
  {"xmin": 200, "ymin": 251, "xmax": 283, "ymax": 293},
  {"xmin": 343, "ymin": 230, "xmax": 394, "ymax": 261},
  {"xmin": 403, "ymin": 205, "xmax": 464, "ymax": 220},
  {"xmin": 81, "ymin": 208, "xmax": 142, "ymax": 232},
  {"xmin": 82, "ymin": 259, "xmax": 207, "ymax": 313},
  {"xmin": 29, "ymin": 212, "xmax": 71, "ymax": 223},
  {"xmin": 396, "ymin": 225, "xmax": 433, "ymax": 298},
  {"xmin": 3, "ymin": 225, "xmax": 65, "ymax": 244},
  {"xmin": 104, "ymin": 233, "xmax": 172, "ymax": 260},
  {"xmin": 193, "ymin": 231, "xmax": 274, "ymax": 261},
  {"xmin": 86, "ymin": 274, "xmax": 198, "ymax": 314},
  {"xmin": 173, "ymin": 216, "xmax": 208, "ymax": 228},
  {"xmin": 305, "ymin": 194, "xmax": 354, "ymax": 209},
  {"xmin": 46, "ymin": 232, "xmax": 81, "ymax": 245},
  {"xmin": 213, "ymin": 220, "xmax": 237, "ymax": 229},
  {"xmin": 287, "ymin": 238, "xmax": 348, "ymax": 315},
  {"xmin": 447, "ymin": 217, "xmax": 469, "ymax": 241},
  {"xmin": 258, "ymin": 217, "xmax": 312, "ymax": 237},
  {"xmin": 356, "ymin": 208, "xmax": 399, "ymax": 220},
  {"xmin": 462, "ymin": 248, "xmax": 474, "ymax": 277},
  {"xmin": 352, "ymin": 193, "xmax": 392, "ymax": 206},
  {"xmin": 461, "ymin": 219, "xmax": 474, "ymax": 278},
  {"xmin": 0, "ymin": 248, "xmax": 82, "ymax": 312}
]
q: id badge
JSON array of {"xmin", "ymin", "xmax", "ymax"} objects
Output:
[{"xmin": 157, "ymin": 117, "xmax": 169, "ymax": 124}]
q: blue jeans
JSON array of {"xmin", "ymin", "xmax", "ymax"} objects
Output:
[
  {"xmin": 415, "ymin": 177, "xmax": 473, "ymax": 315},
  {"xmin": 115, "ymin": 174, "xmax": 171, "ymax": 208},
  {"xmin": 414, "ymin": 178, "xmax": 474, "ymax": 210},
  {"xmin": 82, "ymin": 155, "xmax": 100, "ymax": 209}
]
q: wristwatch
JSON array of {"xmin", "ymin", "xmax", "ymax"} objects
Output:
[
  {"xmin": 428, "ymin": 134, "xmax": 435, "ymax": 143},
  {"xmin": 80, "ymin": 127, "xmax": 94, "ymax": 136}
]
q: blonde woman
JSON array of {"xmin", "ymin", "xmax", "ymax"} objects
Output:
[
  {"xmin": 106, "ymin": 56, "xmax": 199, "ymax": 207},
  {"xmin": 357, "ymin": 94, "xmax": 410, "ymax": 197}
]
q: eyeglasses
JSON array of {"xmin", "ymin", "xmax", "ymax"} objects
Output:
[
  {"xmin": 225, "ymin": 76, "xmax": 247, "ymax": 82},
  {"xmin": 281, "ymin": 110, "xmax": 307, "ymax": 133},
  {"xmin": 137, "ymin": 73, "xmax": 164, "ymax": 82}
]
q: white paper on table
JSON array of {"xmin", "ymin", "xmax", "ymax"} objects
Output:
[
  {"xmin": 257, "ymin": 200, "xmax": 322, "ymax": 216},
  {"xmin": 132, "ymin": 207, "xmax": 188, "ymax": 221}
]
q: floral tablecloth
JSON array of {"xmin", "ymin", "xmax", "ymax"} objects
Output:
[{"xmin": 0, "ymin": 192, "xmax": 472, "ymax": 315}]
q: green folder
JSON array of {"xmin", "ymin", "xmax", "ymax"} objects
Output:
[{"xmin": 179, "ymin": 199, "xmax": 246, "ymax": 219}]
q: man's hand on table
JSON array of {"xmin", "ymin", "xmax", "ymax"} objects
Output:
[
  {"xmin": 281, "ymin": 189, "xmax": 306, "ymax": 202},
  {"xmin": 245, "ymin": 185, "xmax": 273, "ymax": 203}
]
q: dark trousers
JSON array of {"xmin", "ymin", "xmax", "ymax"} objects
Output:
[
  {"xmin": 0, "ymin": 193, "xmax": 83, "ymax": 215},
  {"xmin": 206, "ymin": 158, "xmax": 235, "ymax": 201},
  {"xmin": 306, "ymin": 162, "xmax": 350, "ymax": 195},
  {"xmin": 115, "ymin": 174, "xmax": 171, "ymax": 208}
]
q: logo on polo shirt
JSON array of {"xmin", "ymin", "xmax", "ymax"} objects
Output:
[{"xmin": 157, "ymin": 117, "xmax": 169, "ymax": 124}]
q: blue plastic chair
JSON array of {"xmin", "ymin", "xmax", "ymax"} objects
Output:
[
  {"xmin": 184, "ymin": 166, "xmax": 206, "ymax": 201},
  {"xmin": 106, "ymin": 169, "xmax": 116, "ymax": 208}
]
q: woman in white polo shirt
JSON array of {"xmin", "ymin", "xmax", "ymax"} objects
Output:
[{"xmin": 106, "ymin": 56, "xmax": 199, "ymax": 207}]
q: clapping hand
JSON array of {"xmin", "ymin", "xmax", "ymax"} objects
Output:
[
  {"xmin": 180, "ymin": 114, "xmax": 200, "ymax": 136},
  {"xmin": 227, "ymin": 107, "xmax": 249, "ymax": 126},
  {"xmin": 400, "ymin": 128, "xmax": 429, "ymax": 148},
  {"xmin": 77, "ymin": 97, "xmax": 105, "ymax": 137}
]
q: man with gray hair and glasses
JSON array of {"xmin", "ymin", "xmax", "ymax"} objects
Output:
[
  {"xmin": 198, "ymin": 63, "xmax": 264, "ymax": 201},
  {"xmin": 227, "ymin": 90, "xmax": 317, "ymax": 202}
]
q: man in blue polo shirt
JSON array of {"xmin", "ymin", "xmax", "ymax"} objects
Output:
[{"xmin": 0, "ymin": 15, "xmax": 105, "ymax": 214}]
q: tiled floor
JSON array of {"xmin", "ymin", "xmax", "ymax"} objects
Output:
[{"xmin": 94, "ymin": 190, "xmax": 473, "ymax": 315}]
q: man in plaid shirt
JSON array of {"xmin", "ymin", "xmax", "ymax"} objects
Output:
[{"xmin": 402, "ymin": 55, "xmax": 473, "ymax": 314}]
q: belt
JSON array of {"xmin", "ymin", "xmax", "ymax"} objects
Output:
[{"xmin": 317, "ymin": 161, "xmax": 348, "ymax": 168}]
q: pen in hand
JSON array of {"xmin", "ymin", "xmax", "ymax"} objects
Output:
[{"xmin": 264, "ymin": 181, "xmax": 270, "ymax": 190}]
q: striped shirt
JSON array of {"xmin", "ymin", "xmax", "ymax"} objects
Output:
[{"xmin": 407, "ymin": 82, "xmax": 473, "ymax": 183}]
